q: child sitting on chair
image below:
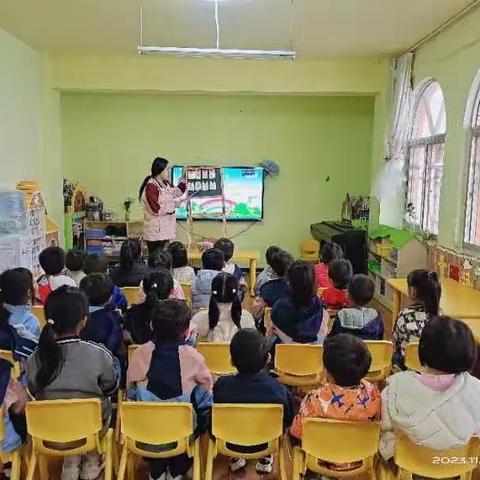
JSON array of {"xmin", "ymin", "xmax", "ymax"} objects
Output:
[
  {"xmin": 66, "ymin": 249, "xmax": 86, "ymax": 286},
  {"xmin": 315, "ymin": 242, "xmax": 344, "ymax": 289},
  {"xmin": 36, "ymin": 246, "xmax": 76, "ymax": 304},
  {"xmin": 381, "ymin": 316, "xmax": 480, "ymax": 460},
  {"xmin": 167, "ymin": 241, "xmax": 195, "ymax": 285},
  {"xmin": 329, "ymin": 274, "xmax": 384, "ymax": 340},
  {"xmin": 271, "ymin": 261, "xmax": 323, "ymax": 344},
  {"xmin": 192, "ymin": 273, "xmax": 255, "ymax": 342},
  {"xmin": 321, "ymin": 259, "xmax": 353, "ymax": 311},
  {"xmin": 0, "ymin": 268, "xmax": 40, "ymax": 343},
  {"xmin": 124, "ymin": 269, "xmax": 174, "ymax": 345},
  {"xmin": 291, "ymin": 333, "xmax": 380, "ymax": 468},
  {"xmin": 26, "ymin": 286, "xmax": 119, "ymax": 480},
  {"xmin": 214, "ymin": 238, "xmax": 248, "ymax": 293},
  {"xmin": 80, "ymin": 274, "xmax": 124, "ymax": 360},
  {"xmin": 192, "ymin": 248, "xmax": 225, "ymax": 313},
  {"xmin": 127, "ymin": 299, "xmax": 213, "ymax": 480},
  {"xmin": 214, "ymin": 329, "xmax": 294, "ymax": 475},
  {"xmin": 255, "ymin": 245, "xmax": 281, "ymax": 294},
  {"xmin": 83, "ymin": 253, "xmax": 128, "ymax": 312}
]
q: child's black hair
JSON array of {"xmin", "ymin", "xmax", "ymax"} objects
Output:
[
  {"xmin": 83, "ymin": 254, "xmax": 109, "ymax": 275},
  {"xmin": 151, "ymin": 299, "xmax": 191, "ymax": 342},
  {"xmin": 348, "ymin": 274, "xmax": 375, "ymax": 306},
  {"xmin": 144, "ymin": 269, "xmax": 174, "ymax": 308},
  {"xmin": 202, "ymin": 248, "xmax": 225, "ymax": 271},
  {"xmin": 230, "ymin": 328, "xmax": 269, "ymax": 374},
  {"xmin": 320, "ymin": 242, "xmax": 344, "ymax": 264},
  {"xmin": 0, "ymin": 268, "xmax": 35, "ymax": 306},
  {"xmin": 80, "ymin": 273, "xmax": 114, "ymax": 306},
  {"xmin": 148, "ymin": 250, "xmax": 173, "ymax": 271},
  {"xmin": 66, "ymin": 249, "xmax": 86, "ymax": 273},
  {"xmin": 209, "ymin": 273, "xmax": 242, "ymax": 331},
  {"xmin": 167, "ymin": 242, "xmax": 189, "ymax": 269},
  {"xmin": 419, "ymin": 316, "xmax": 477, "ymax": 373},
  {"xmin": 288, "ymin": 260, "xmax": 316, "ymax": 307},
  {"xmin": 323, "ymin": 333, "xmax": 371, "ymax": 386},
  {"xmin": 120, "ymin": 238, "xmax": 142, "ymax": 272},
  {"xmin": 39, "ymin": 246, "xmax": 66, "ymax": 276},
  {"xmin": 407, "ymin": 269, "xmax": 441, "ymax": 316},
  {"xmin": 35, "ymin": 286, "xmax": 88, "ymax": 390},
  {"xmin": 269, "ymin": 250, "xmax": 294, "ymax": 277},
  {"xmin": 214, "ymin": 238, "xmax": 234, "ymax": 262},
  {"xmin": 328, "ymin": 259, "xmax": 353, "ymax": 289},
  {"xmin": 265, "ymin": 246, "xmax": 281, "ymax": 267}
]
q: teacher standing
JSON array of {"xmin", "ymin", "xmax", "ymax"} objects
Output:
[{"xmin": 139, "ymin": 157, "xmax": 186, "ymax": 256}]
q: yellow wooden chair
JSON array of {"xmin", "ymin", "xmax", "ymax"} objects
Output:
[
  {"xmin": 0, "ymin": 407, "xmax": 22, "ymax": 480},
  {"xmin": 205, "ymin": 404, "xmax": 286, "ymax": 480},
  {"xmin": 180, "ymin": 283, "xmax": 192, "ymax": 308},
  {"xmin": 196, "ymin": 342, "xmax": 236, "ymax": 375},
  {"xmin": 0, "ymin": 350, "xmax": 21, "ymax": 379},
  {"xmin": 25, "ymin": 399, "xmax": 113, "ymax": 480},
  {"xmin": 394, "ymin": 435, "xmax": 480, "ymax": 480},
  {"xmin": 364, "ymin": 340, "xmax": 393, "ymax": 381},
  {"xmin": 274, "ymin": 344, "xmax": 323, "ymax": 387},
  {"xmin": 293, "ymin": 418, "xmax": 380, "ymax": 479},
  {"xmin": 121, "ymin": 287, "xmax": 138, "ymax": 307},
  {"xmin": 300, "ymin": 238, "xmax": 320, "ymax": 263},
  {"xmin": 118, "ymin": 402, "xmax": 200, "ymax": 480},
  {"xmin": 32, "ymin": 305, "xmax": 46, "ymax": 329},
  {"xmin": 264, "ymin": 307, "xmax": 272, "ymax": 331},
  {"xmin": 404, "ymin": 342, "xmax": 423, "ymax": 372}
]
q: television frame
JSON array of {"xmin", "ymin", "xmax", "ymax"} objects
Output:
[{"xmin": 171, "ymin": 165, "xmax": 265, "ymax": 222}]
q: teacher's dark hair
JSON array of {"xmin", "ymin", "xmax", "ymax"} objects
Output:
[{"xmin": 139, "ymin": 157, "xmax": 169, "ymax": 200}]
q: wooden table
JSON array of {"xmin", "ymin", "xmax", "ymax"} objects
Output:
[
  {"xmin": 388, "ymin": 277, "xmax": 480, "ymax": 322},
  {"xmin": 461, "ymin": 318, "xmax": 480, "ymax": 342},
  {"xmin": 188, "ymin": 247, "xmax": 261, "ymax": 296}
]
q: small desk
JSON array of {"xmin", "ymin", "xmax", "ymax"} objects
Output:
[
  {"xmin": 388, "ymin": 277, "xmax": 480, "ymax": 322},
  {"xmin": 188, "ymin": 247, "xmax": 260, "ymax": 296}
]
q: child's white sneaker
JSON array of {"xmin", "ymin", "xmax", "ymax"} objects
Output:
[
  {"xmin": 149, "ymin": 473, "xmax": 167, "ymax": 480},
  {"xmin": 61, "ymin": 454, "xmax": 82, "ymax": 480},
  {"xmin": 79, "ymin": 452, "xmax": 105, "ymax": 480},
  {"xmin": 228, "ymin": 457, "xmax": 247, "ymax": 472},
  {"xmin": 255, "ymin": 454, "xmax": 274, "ymax": 475}
]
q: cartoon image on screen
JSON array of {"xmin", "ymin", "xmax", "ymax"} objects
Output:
[{"xmin": 172, "ymin": 166, "xmax": 264, "ymax": 221}]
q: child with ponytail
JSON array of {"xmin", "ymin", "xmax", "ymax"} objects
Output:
[
  {"xmin": 393, "ymin": 269, "xmax": 442, "ymax": 367},
  {"xmin": 26, "ymin": 286, "xmax": 119, "ymax": 480},
  {"xmin": 124, "ymin": 269, "xmax": 174, "ymax": 345},
  {"xmin": 191, "ymin": 273, "xmax": 255, "ymax": 342},
  {"xmin": 109, "ymin": 238, "xmax": 149, "ymax": 287}
]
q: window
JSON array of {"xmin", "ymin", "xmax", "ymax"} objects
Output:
[
  {"xmin": 406, "ymin": 80, "xmax": 446, "ymax": 235},
  {"xmin": 464, "ymin": 71, "xmax": 480, "ymax": 246}
]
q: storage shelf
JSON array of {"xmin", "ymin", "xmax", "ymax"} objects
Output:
[{"xmin": 369, "ymin": 249, "xmax": 397, "ymax": 265}]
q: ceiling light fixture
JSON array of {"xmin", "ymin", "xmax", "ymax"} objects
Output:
[{"xmin": 137, "ymin": 0, "xmax": 296, "ymax": 60}]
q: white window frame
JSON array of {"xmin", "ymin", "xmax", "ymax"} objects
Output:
[
  {"xmin": 405, "ymin": 78, "xmax": 446, "ymax": 235},
  {"xmin": 463, "ymin": 69, "xmax": 480, "ymax": 247}
]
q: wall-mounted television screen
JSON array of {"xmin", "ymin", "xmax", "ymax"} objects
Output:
[{"xmin": 171, "ymin": 166, "xmax": 264, "ymax": 221}]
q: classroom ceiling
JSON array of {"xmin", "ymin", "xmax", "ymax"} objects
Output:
[{"xmin": 0, "ymin": 0, "xmax": 474, "ymax": 58}]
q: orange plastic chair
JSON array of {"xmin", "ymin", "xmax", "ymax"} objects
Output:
[
  {"xmin": 274, "ymin": 344, "xmax": 323, "ymax": 387},
  {"xmin": 394, "ymin": 435, "xmax": 480, "ymax": 480},
  {"xmin": 364, "ymin": 341, "xmax": 393, "ymax": 381},
  {"xmin": 118, "ymin": 402, "xmax": 200, "ymax": 480},
  {"xmin": 205, "ymin": 404, "xmax": 286, "ymax": 480},
  {"xmin": 0, "ymin": 408, "xmax": 22, "ymax": 480},
  {"xmin": 404, "ymin": 342, "xmax": 423, "ymax": 372},
  {"xmin": 121, "ymin": 287, "xmax": 138, "ymax": 307},
  {"xmin": 25, "ymin": 399, "xmax": 113, "ymax": 480},
  {"xmin": 293, "ymin": 419, "xmax": 380, "ymax": 479},
  {"xmin": 300, "ymin": 238, "xmax": 320, "ymax": 263},
  {"xmin": 180, "ymin": 283, "xmax": 192, "ymax": 308},
  {"xmin": 196, "ymin": 342, "xmax": 236, "ymax": 375},
  {"xmin": 32, "ymin": 306, "xmax": 46, "ymax": 329}
]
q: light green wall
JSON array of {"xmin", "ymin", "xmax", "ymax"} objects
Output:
[
  {"xmin": 61, "ymin": 93, "xmax": 374, "ymax": 259},
  {"xmin": 412, "ymin": 7, "xmax": 480, "ymax": 249},
  {"xmin": 0, "ymin": 28, "xmax": 63, "ymax": 232}
]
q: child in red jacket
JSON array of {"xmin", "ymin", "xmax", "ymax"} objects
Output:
[
  {"xmin": 321, "ymin": 259, "xmax": 353, "ymax": 310},
  {"xmin": 314, "ymin": 242, "xmax": 344, "ymax": 289}
]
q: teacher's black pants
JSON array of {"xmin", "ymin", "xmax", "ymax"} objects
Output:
[{"xmin": 146, "ymin": 240, "xmax": 169, "ymax": 257}]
